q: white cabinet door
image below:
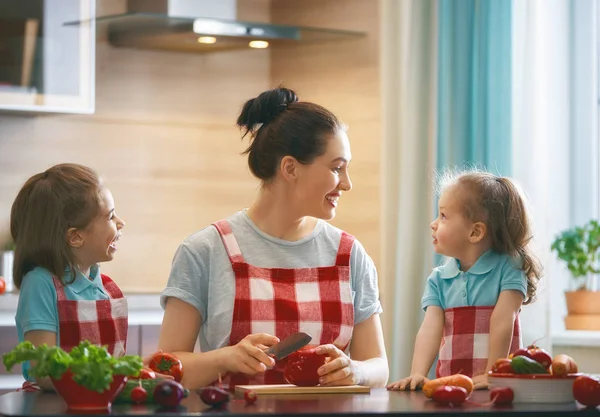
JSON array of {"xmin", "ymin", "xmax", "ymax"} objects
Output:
[{"xmin": 0, "ymin": 0, "xmax": 95, "ymax": 114}]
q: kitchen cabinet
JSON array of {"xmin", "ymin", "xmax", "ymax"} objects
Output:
[{"xmin": 0, "ymin": 0, "xmax": 95, "ymax": 114}]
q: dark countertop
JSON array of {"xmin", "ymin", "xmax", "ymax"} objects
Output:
[{"xmin": 0, "ymin": 388, "xmax": 595, "ymax": 417}]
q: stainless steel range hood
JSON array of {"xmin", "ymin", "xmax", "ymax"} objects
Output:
[{"xmin": 65, "ymin": 0, "xmax": 366, "ymax": 53}]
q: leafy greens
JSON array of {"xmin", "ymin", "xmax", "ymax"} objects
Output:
[{"xmin": 3, "ymin": 340, "xmax": 143, "ymax": 392}]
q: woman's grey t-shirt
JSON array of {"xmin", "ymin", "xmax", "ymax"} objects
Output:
[{"xmin": 160, "ymin": 210, "xmax": 383, "ymax": 352}]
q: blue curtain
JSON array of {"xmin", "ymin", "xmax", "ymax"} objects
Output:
[
  {"xmin": 437, "ymin": 0, "xmax": 512, "ymax": 175},
  {"xmin": 429, "ymin": 0, "xmax": 513, "ymax": 379}
]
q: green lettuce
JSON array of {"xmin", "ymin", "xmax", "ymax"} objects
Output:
[{"xmin": 2, "ymin": 340, "xmax": 143, "ymax": 393}]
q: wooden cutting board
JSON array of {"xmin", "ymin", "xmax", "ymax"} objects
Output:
[{"xmin": 235, "ymin": 384, "xmax": 370, "ymax": 395}]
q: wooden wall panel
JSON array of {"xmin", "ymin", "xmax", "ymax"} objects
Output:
[
  {"xmin": 0, "ymin": 0, "xmax": 380, "ymax": 292},
  {"xmin": 0, "ymin": 0, "xmax": 268, "ymax": 292},
  {"xmin": 270, "ymin": 0, "xmax": 381, "ymax": 267}
]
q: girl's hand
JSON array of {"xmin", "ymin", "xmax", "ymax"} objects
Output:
[
  {"xmin": 315, "ymin": 344, "xmax": 363, "ymax": 386},
  {"xmin": 472, "ymin": 374, "xmax": 489, "ymax": 390},
  {"xmin": 222, "ymin": 333, "xmax": 279, "ymax": 376},
  {"xmin": 386, "ymin": 374, "xmax": 429, "ymax": 391},
  {"xmin": 142, "ymin": 350, "xmax": 174, "ymax": 380}
]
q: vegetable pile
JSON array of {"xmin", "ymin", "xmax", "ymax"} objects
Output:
[
  {"xmin": 491, "ymin": 344, "xmax": 578, "ymax": 376},
  {"xmin": 424, "ymin": 374, "xmax": 515, "ymax": 408},
  {"xmin": 2, "ymin": 341, "xmax": 143, "ymax": 393},
  {"xmin": 116, "ymin": 365, "xmax": 189, "ymax": 407}
]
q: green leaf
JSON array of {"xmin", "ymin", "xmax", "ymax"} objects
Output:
[
  {"xmin": 551, "ymin": 219, "xmax": 600, "ymax": 289},
  {"xmin": 2, "ymin": 340, "xmax": 143, "ymax": 393}
]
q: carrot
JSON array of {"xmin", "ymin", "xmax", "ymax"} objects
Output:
[
  {"xmin": 422, "ymin": 374, "xmax": 474, "ymax": 398},
  {"xmin": 551, "ymin": 354, "xmax": 578, "ymax": 376}
]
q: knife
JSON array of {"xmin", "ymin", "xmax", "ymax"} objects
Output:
[{"xmin": 265, "ymin": 332, "xmax": 312, "ymax": 361}]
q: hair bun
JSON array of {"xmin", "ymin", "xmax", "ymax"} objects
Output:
[{"xmin": 237, "ymin": 87, "xmax": 298, "ymax": 135}]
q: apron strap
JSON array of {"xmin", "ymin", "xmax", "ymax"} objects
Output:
[
  {"xmin": 335, "ymin": 232, "xmax": 355, "ymax": 267},
  {"xmin": 101, "ymin": 274, "xmax": 124, "ymax": 299},
  {"xmin": 213, "ymin": 220, "xmax": 246, "ymax": 265},
  {"xmin": 51, "ymin": 276, "xmax": 68, "ymax": 301}
]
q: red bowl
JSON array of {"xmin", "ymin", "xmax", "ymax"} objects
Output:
[
  {"xmin": 51, "ymin": 370, "xmax": 127, "ymax": 411},
  {"xmin": 284, "ymin": 346, "xmax": 326, "ymax": 387}
]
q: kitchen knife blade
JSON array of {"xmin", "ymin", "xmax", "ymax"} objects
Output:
[{"xmin": 265, "ymin": 332, "xmax": 312, "ymax": 360}]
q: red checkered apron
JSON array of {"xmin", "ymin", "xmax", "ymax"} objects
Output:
[
  {"xmin": 213, "ymin": 219, "xmax": 355, "ymax": 387},
  {"xmin": 19, "ymin": 274, "xmax": 128, "ymax": 392},
  {"xmin": 435, "ymin": 306, "xmax": 521, "ymax": 378}
]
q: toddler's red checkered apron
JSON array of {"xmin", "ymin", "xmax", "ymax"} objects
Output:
[
  {"xmin": 435, "ymin": 305, "xmax": 521, "ymax": 378},
  {"xmin": 19, "ymin": 274, "xmax": 128, "ymax": 392},
  {"xmin": 213, "ymin": 220, "xmax": 355, "ymax": 387}
]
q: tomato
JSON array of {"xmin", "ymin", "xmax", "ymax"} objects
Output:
[
  {"xmin": 283, "ymin": 347, "xmax": 326, "ymax": 387},
  {"xmin": 573, "ymin": 375, "xmax": 600, "ymax": 408},
  {"xmin": 133, "ymin": 368, "xmax": 156, "ymax": 379},
  {"xmin": 243, "ymin": 390, "xmax": 257, "ymax": 405},
  {"xmin": 491, "ymin": 358, "xmax": 513, "ymax": 374},
  {"xmin": 149, "ymin": 352, "xmax": 183, "ymax": 382},
  {"xmin": 0, "ymin": 277, "xmax": 6, "ymax": 295},
  {"xmin": 527, "ymin": 348, "xmax": 552, "ymax": 370},
  {"xmin": 431, "ymin": 386, "xmax": 468, "ymax": 406},
  {"xmin": 153, "ymin": 380, "xmax": 185, "ymax": 408},
  {"xmin": 130, "ymin": 386, "xmax": 147, "ymax": 404},
  {"xmin": 512, "ymin": 348, "xmax": 532, "ymax": 359}
]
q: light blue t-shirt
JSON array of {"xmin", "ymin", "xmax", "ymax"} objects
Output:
[
  {"xmin": 15, "ymin": 265, "xmax": 110, "ymax": 380},
  {"xmin": 421, "ymin": 250, "xmax": 527, "ymax": 311},
  {"xmin": 160, "ymin": 210, "xmax": 383, "ymax": 353}
]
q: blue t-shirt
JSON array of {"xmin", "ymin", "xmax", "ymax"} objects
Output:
[
  {"xmin": 421, "ymin": 250, "xmax": 527, "ymax": 311},
  {"xmin": 15, "ymin": 265, "xmax": 110, "ymax": 380}
]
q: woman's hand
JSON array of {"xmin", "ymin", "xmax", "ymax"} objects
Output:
[
  {"xmin": 315, "ymin": 344, "xmax": 363, "ymax": 386},
  {"xmin": 386, "ymin": 373, "xmax": 429, "ymax": 391},
  {"xmin": 221, "ymin": 333, "xmax": 279, "ymax": 376}
]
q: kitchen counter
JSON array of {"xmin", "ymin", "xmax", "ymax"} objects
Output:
[
  {"xmin": 0, "ymin": 294, "xmax": 164, "ymax": 326},
  {"xmin": 0, "ymin": 389, "xmax": 590, "ymax": 417}
]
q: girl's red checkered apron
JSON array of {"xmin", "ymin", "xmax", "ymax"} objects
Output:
[
  {"xmin": 19, "ymin": 274, "xmax": 128, "ymax": 392},
  {"xmin": 435, "ymin": 305, "xmax": 521, "ymax": 378},
  {"xmin": 213, "ymin": 220, "xmax": 355, "ymax": 387}
]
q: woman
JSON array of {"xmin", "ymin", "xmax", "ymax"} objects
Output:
[{"xmin": 158, "ymin": 87, "xmax": 388, "ymax": 389}]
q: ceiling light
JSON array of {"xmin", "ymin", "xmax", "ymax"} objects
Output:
[
  {"xmin": 248, "ymin": 40, "xmax": 269, "ymax": 49},
  {"xmin": 197, "ymin": 36, "xmax": 217, "ymax": 44}
]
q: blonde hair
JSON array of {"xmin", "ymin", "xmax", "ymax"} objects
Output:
[{"xmin": 437, "ymin": 168, "xmax": 542, "ymax": 304}]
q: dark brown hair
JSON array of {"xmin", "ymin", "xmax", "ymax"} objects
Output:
[
  {"xmin": 439, "ymin": 170, "xmax": 543, "ymax": 304},
  {"xmin": 10, "ymin": 163, "xmax": 104, "ymax": 288},
  {"xmin": 236, "ymin": 87, "xmax": 344, "ymax": 181}
]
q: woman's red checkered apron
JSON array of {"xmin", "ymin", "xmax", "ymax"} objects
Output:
[
  {"xmin": 435, "ymin": 306, "xmax": 521, "ymax": 378},
  {"xmin": 19, "ymin": 274, "xmax": 128, "ymax": 392},
  {"xmin": 213, "ymin": 220, "xmax": 355, "ymax": 387}
]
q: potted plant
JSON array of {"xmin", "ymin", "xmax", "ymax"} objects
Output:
[{"xmin": 551, "ymin": 219, "xmax": 600, "ymax": 330}]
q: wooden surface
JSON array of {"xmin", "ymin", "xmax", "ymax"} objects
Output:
[
  {"xmin": 0, "ymin": 388, "xmax": 586, "ymax": 416},
  {"xmin": 234, "ymin": 384, "xmax": 370, "ymax": 394},
  {"xmin": 271, "ymin": 0, "xmax": 382, "ymax": 269}
]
